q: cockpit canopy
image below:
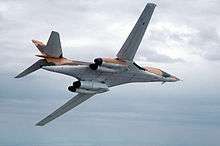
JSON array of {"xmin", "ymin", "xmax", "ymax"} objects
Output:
[
  {"xmin": 133, "ymin": 62, "xmax": 145, "ymax": 71},
  {"xmin": 161, "ymin": 70, "xmax": 171, "ymax": 78}
]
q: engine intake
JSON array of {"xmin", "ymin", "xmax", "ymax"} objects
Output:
[
  {"xmin": 89, "ymin": 63, "xmax": 98, "ymax": 70},
  {"xmin": 94, "ymin": 58, "xmax": 103, "ymax": 66},
  {"xmin": 89, "ymin": 58, "xmax": 103, "ymax": 70},
  {"xmin": 73, "ymin": 81, "xmax": 81, "ymax": 88}
]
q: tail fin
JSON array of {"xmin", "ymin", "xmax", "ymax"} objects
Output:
[
  {"xmin": 33, "ymin": 31, "xmax": 63, "ymax": 58},
  {"xmin": 15, "ymin": 59, "xmax": 49, "ymax": 78},
  {"xmin": 15, "ymin": 31, "xmax": 63, "ymax": 78}
]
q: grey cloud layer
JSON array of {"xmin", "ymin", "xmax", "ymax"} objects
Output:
[
  {"xmin": 2, "ymin": 0, "xmax": 219, "ymax": 70},
  {"xmin": 154, "ymin": 0, "xmax": 220, "ymax": 61},
  {"xmin": 1, "ymin": 1, "xmax": 220, "ymax": 146}
]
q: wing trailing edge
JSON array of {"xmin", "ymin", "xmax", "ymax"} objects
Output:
[{"xmin": 36, "ymin": 93, "xmax": 95, "ymax": 126}]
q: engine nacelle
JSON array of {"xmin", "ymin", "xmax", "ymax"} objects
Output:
[
  {"xmin": 69, "ymin": 81, "xmax": 109, "ymax": 94},
  {"xmin": 90, "ymin": 57, "xmax": 128, "ymax": 71},
  {"xmin": 80, "ymin": 81, "xmax": 109, "ymax": 92},
  {"xmin": 101, "ymin": 62, "xmax": 127, "ymax": 70},
  {"xmin": 74, "ymin": 88, "xmax": 98, "ymax": 94}
]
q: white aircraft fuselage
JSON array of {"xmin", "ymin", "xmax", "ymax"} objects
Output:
[{"xmin": 42, "ymin": 57, "xmax": 179, "ymax": 88}]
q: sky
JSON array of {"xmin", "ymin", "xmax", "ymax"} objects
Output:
[{"xmin": 0, "ymin": 0, "xmax": 220, "ymax": 146}]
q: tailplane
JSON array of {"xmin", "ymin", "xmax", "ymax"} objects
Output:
[
  {"xmin": 15, "ymin": 31, "xmax": 62, "ymax": 78},
  {"xmin": 15, "ymin": 59, "xmax": 49, "ymax": 78}
]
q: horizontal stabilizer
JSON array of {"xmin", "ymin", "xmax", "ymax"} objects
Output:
[{"xmin": 15, "ymin": 59, "xmax": 48, "ymax": 78}]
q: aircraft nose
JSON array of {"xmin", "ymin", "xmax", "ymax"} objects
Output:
[{"xmin": 172, "ymin": 76, "xmax": 180, "ymax": 82}]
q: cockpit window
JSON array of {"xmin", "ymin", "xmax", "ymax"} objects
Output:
[
  {"xmin": 161, "ymin": 71, "xmax": 171, "ymax": 78},
  {"xmin": 133, "ymin": 62, "xmax": 145, "ymax": 71}
]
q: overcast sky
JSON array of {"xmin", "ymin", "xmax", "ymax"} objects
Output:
[{"xmin": 0, "ymin": 0, "xmax": 220, "ymax": 146}]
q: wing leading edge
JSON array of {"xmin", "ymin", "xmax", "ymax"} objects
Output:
[
  {"xmin": 116, "ymin": 3, "xmax": 156, "ymax": 61},
  {"xmin": 36, "ymin": 93, "xmax": 95, "ymax": 126}
]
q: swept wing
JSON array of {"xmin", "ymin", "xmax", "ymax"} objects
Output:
[
  {"xmin": 116, "ymin": 3, "xmax": 156, "ymax": 61},
  {"xmin": 36, "ymin": 93, "xmax": 95, "ymax": 126}
]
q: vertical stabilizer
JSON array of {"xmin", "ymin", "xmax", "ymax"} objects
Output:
[
  {"xmin": 33, "ymin": 31, "xmax": 63, "ymax": 58},
  {"xmin": 15, "ymin": 31, "xmax": 64, "ymax": 78}
]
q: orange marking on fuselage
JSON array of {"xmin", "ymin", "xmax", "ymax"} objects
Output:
[
  {"xmin": 144, "ymin": 66, "xmax": 163, "ymax": 76},
  {"xmin": 46, "ymin": 57, "xmax": 73, "ymax": 65},
  {"xmin": 102, "ymin": 58, "xmax": 127, "ymax": 65},
  {"xmin": 36, "ymin": 55, "xmax": 73, "ymax": 65}
]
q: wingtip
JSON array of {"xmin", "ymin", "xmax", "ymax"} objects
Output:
[
  {"xmin": 14, "ymin": 74, "xmax": 22, "ymax": 78},
  {"xmin": 51, "ymin": 30, "xmax": 59, "ymax": 35},
  {"xmin": 14, "ymin": 72, "xmax": 28, "ymax": 78},
  {"xmin": 147, "ymin": 3, "xmax": 157, "ymax": 7},
  {"xmin": 35, "ymin": 122, "xmax": 45, "ymax": 126}
]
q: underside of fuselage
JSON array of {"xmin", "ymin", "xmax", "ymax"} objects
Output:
[{"xmin": 42, "ymin": 62, "xmax": 162, "ymax": 87}]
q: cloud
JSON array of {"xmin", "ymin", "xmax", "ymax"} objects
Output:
[
  {"xmin": 0, "ymin": 0, "xmax": 219, "ymax": 84},
  {"xmin": 137, "ymin": 50, "xmax": 184, "ymax": 63},
  {"xmin": 1, "ymin": 1, "xmax": 220, "ymax": 146},
  {"xmin": 153, "ymin": 0, "xmax": 220, "ymax": 61},
  {"xmin": 189, "ymin": 27, "xmax": 220, "ymax": 61},
  {"xmin": 0, "ymin": 0, "xmax": 219, "ymax": 71}
]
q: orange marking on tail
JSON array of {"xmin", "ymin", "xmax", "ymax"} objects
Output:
[
  {"xmin": 35, "ymin": 55, "xmax": 72, "ymax": 65},
  {"xmin": 32, "ymin": 40, "xmax": 46, "ymax": 55},
  {"xmin": 144, "ymin": 66, "xmax": 163, "ymax": 76}
]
